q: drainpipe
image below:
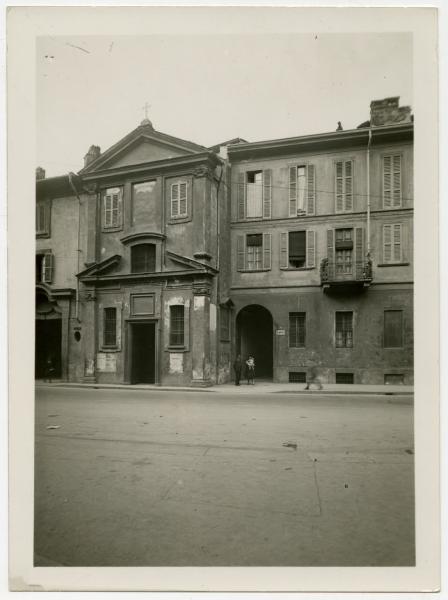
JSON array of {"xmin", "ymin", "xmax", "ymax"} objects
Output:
[
  {"xmin": 68, "ymin": 172, "xmax": 82, "ymax": 322},
  {"xmin": 366, "ymin": 128, "xmax": 372, "ymax": 257},
  {"xmin": 214, "ymin": 162, "xmax": 224, "ymax": 384}
]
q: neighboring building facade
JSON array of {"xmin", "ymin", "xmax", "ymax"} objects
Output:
[
  {"xmin": 228, "ymin": 97, "xmax": 413, "ymax": 385},
  {"xmin": 35, "ymin": 97, "xmax": 413, "ymax": 386}
]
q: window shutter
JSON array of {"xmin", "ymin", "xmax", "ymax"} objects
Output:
[
  {"xmin": 237, "ymin": 172, "xmax": 245, "ymax": 220},
  {"xmin": 42, "ymin": 253, "xmax": 54, "ymax": 283},
  {"xmin": 335, "ymin": 162, "xmax": 343, "ymax": 213},
  {"xmin": 280, "ymin": 232, "xmax": 288, "ymax": 268},
  {"xmin": 289, "ymin": 166, "xmax": 297, "ymax": 217},
  {"xmin": 44, "ymin": 201, "xmax": 51, "ymax": 235},
  {"xmin": 104, "ymin": 194, "xmax": 112, "ymax": 227},
  {"xmin": 113, "ymin": 191, "xmax": 120, "ymax": 226},
  {"xmin": 383, "ymin": 224, "xmax": 392, "ymax": 263},
  {"xmin": 306, "ymin": 230, "xmax": 316, "ymax": 268},
  {"xmin": 393, "ymin": 224, "xmax": 402, "ymax": 262},
  {"xmin": 306, "ymin": 164, "xmax": 316, "ymax": 215},
  {"xmin": 263, "ymin": 233, "xmax": 272, "ymax": 270},
  {"xmin": 383, "ymin": 156, "xmax": 392, "ymax": 209},
  {"xmin": 171, "ymin": 183, "xmax": 179, "ymax": 217},
  {"xmin": 179, "ymin": 182, "xmax": 187, "ymax": 215},
  {"xmin": 392, "ymin": 155, "xmax": 402, "ymax": 208},
  {"xmin": 236, "ymin": 235, "xmax": 245, "ymax": 270},
  {"xmin": 263, "ymin": 169, "xmax": 272, "ymax": 219},
  {"xmin": 327, "ymin": 229, "xmax": 334, "ymax": 264},
  {"xmin": 344, "ymin": 161, "xmax": 353, "ymax": 212}
]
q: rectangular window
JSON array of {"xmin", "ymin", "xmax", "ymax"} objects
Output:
[
  {"xmin": 171, "ymin": 182, "xmax": 188, "ymax": 218},
  {"xmin": 335, "ymin": 311, "xmax": 353, "ymax": 348},
  {"xmin": 289, "ymin": 372, "xmax": 306, "ymax": 383},
  {"xmin": 131, "ymin": 244, "xmax": 156, "ymax": 273},
  {"xmin": 289, "ymin": 312, "xmax": 306, "ymax": 347},
  {"xmin": 220, "ymin": 307, "xmax": 230, "ymax": 341},
  {"xmin": 335, "ymin": 229, "xmax": 353, "ymax": 275},
  {"xmin": 289, "ymin": 164, "xmax": 316, "ymax": 216},
  {"xmin": 36, "ymin": 252, "xmax": 54, "ymax": 283},
  {"xmin": 36, "ymin": 201, "xmax": 51, "ymax": 236},
  {"xmin": 335, "ymin": 160, "xmax": 353, "ymax": 213},
  {"xmin": 280, "ymin": 230, "xmax": 316, "ymax": 269},
  {"xmin": 103, "ymin": 307, "xmax": 117, "ymax": 347},
  {"xmin": 383, "ymin": 224, "xmax": 402, "ymax": 263},
  {"xmin": 246, "ymin": 171, "xmax": 263, "ymax": 218},
  {"xmin": 336, "ymin": 373, "xmax": 354, "ymax": 384},
  {"xmin": 246, "ymin": 233, "xmax": 263, "ymax": 271},
  {"xmin": 384, "ymin": 310, "xmax": 403, "ymax": 348},
  {"xmin": 132, "ymin": 180, "xmax": 156, "ymax": 225},
  {"xmin": 103, "ymin": 187, "xmax": 122, "ymax": 228},
  {"xmin": 383, "ymin": 155, "xmax": 402, "ymax": 209},
  {"xmin": 170, "ymin": 305, "xmax": 185, "ymax": 346}
]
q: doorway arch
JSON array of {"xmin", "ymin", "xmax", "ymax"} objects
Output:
[{"xmin": 236, "ymin": 304, "xmax": 273, "ymax": 380}]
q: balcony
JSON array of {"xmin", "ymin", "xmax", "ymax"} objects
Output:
[{"xmin": 320, "ymin": 258, "xmax": 373, "ymax": 292}]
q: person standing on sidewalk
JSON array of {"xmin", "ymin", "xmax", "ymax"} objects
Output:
[
  {"xmin": 233, "ymin": 354, "xmax": 243, "ymax": 386},
  {"xmin": 246, "ymin": 355, "xmax": 255, "ymax": 385},
  {"xmin": 45, "ymin": 355, "xmax": 55, "ymax": 383}
]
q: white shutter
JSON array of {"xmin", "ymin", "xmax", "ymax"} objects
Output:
[
  {"xmin": 383, "ymin": 224, "xmax": 392, "ymax": 263},
  {"xmin": 280, "ymin": 232, "xmax": 288, "ymax": 268},
  {"xmin": 104, "ymin": 194, "xmax": 112, "ymax": 227},
  {"xmin": 344, "ymin": 161, "xmax": 353, "ymax": 212},
  {"xmin": 42, "ymin": 253, "xmax": 54, "ymax": 283},
  {"xmin": 393, "ymin": 224, "xmax": 402, "ymax": 262},
  {"xmin": 392, "ymin": 155, "xmax": 402, "ymax": 208},
  {"xmin": 236, "ymin": 235, "xmax": 245, "ymax": 271},
  {"xmin": 179, "ymin": 182, "xmax": 187, "ymax": 215},
  {"xmin": 263, "ymin": 170, "xmax": 272, "ymax": 219},
  {"xmin": 306, "ymin": 164, "xmax": 316, "ymax": 215},
  {"xmin": 289, "ymin": 166, "xmax": 297, "ymax": 217},
  {"xmin": 383, "ymin": 156, "xmax": 392, "ymax": 209},
  {"xmin": 171, "ymin": 183, "xmax": 179, "ymax": 217},
  {"xmin": 335, "ymin": 161, "xmax": 343, "ymax": 213}
]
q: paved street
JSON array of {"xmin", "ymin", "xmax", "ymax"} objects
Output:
[{"xmin": 34, "ymin": 387, "xmax": 414, "ymax": 567}]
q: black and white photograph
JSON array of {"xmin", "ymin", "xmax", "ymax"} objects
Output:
[{"xmin": 6, "ymin": 5, "xmax": 440, "ymax": 593}]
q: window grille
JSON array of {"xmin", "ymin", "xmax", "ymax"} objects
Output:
[
  {"xmin": 336, "ymin": 373, "xmax": 354, "ymax": 384},
  {"xmin": 335, "ymin": 312, "xmax": 353, "ymax": 348},
  {"xmin": 170, "ymin": 305, "xmax": 185, "ymax": 346},
  {"xmin": 104, "ymin": 307, "xmax": 117, "ymax": 346},
  {"xmin": 289, "ymin": 312, "xmax": 306, "ymax": 347},
  {"xmin": 289, "ymin": 371, "xmax": 306, "ymax": 383}
]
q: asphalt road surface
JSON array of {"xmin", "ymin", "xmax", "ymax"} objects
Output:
[{"xmin": 34, "ymin": 387, "xmax": 414, "ymax": 567}]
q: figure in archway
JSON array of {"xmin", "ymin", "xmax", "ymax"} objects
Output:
[
  {"xmin": 233, "ymin": 354, "xmax": 243, "ymax": 386},
  {"xmin": 246, "ymin": 355, "xmax": 255, "ymax": 385}
]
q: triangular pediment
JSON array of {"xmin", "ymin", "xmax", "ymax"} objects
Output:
[{"xmin": 80, "ymin": 123, "xmax": 207, "ymax": 174}]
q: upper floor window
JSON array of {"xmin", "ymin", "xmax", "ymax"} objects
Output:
[
  {"xmin": 383, "ymin": 155, "xmax": 402, "ymax": 209},
  {"xmin": 103, "ymin": 187, "xmax": 123, "ymax": 229},
  {"xmin": 279, "ymin": 230, "xmax": 316, "ymax": 269},
  {"xmin": 383, "ymin": 223, "xmax": 402, "ymax": 264},
  {"xmin": 335, "ymin": 160, "xmax": 353, "ymax": 213},
  {"xmin": 171, "ymin": 182, "xmax": 188, "ymax": 218},
  {"xmin": 289, "ymin": 165, "xmax": 315, "ymax": 216},
  {"xmin": 131, "ymin": 244, "xmax": 156, "ymax": 273},
  {"xmin": 237, "ymin": 233, "xmax": 272, "ymax": 271},
  {"xmin": 132, "ymin": 180, "xmax": 157, "ymax": 226},
  {"xmin": 237, "ymin": 169, "xmax": 272, "ymax": 220},
  {"xmin": 169, "ymin": 305, "xmax": 185, "ymax": 346},
  {"xmin": 335, "ymin": 228, "xmax": 353, "ymax": 274},
  {"xmin": 335, "ymin": 311, "xmax": 353, "ymax": 348},
  {"xmin": 36, "ymin": 252, "xmax": 54, "ymax": 284},
  {"xmin": 36, "ymin": 200, "xmax": 51, "ymax": 237}
]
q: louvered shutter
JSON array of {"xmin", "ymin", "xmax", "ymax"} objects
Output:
[
  {"xmin": 263, "ymin": 169, "xmax": 272, "ymax": 219},
  {"xmin": 306, "ymin": 230, "xmax": 316, "ymax": 268},
  {"xmin": 344, "ymin": 161, "xmax": 353, "ymax": 212},
  {"xmin": 383, "ymin": 224, "xmax": 392, "ymax": 263},
  {"xmin": 104, "ymin": 193, "xmax": 112, "ymax": 226},
  {"xmin": 263, "ymin": 233, "xmax": 272, "ymax": 269},
  {"xmin": 171, "ymin": 184, "xmax": 179, "ymax": 217},
  {"xmin": 280, "ymin": 232, "xmax": 288, "ymax": 268},
  {"xmin": 392, "ymin": 155, "xmax": 402, "ymax": 208},
  {"xmin": 383, "ymin": 156, "xmax": 392, "ymax": 209},
  {"xmin": 113, "ymin": 190, "xmax": 121, "ymax": 226},
  {"xmin": 355, "ymin": 227, "xmax": 364, "ymax": 277},
  {"xmin": 289, "ymin": 166, "xmax": 297, "ymax": 216},
  {"xmin": 179, "ymin": 182, "xmax": 187, "ymax": 215},
  {"xmin": 306, "ymin": 164, "xmax": 316, "ymax": 215},
  {"xmin": 393, "ymin": 224, "xmax": 402, "ymax": 262},
  {"xmin": 327, "ymin": 229, "xmax": 334, "ymax": 264},
  {"xmin": 237, "ymin": 172, "xmax": 245, "ymax": 220},
  {"xmin": 236, "ymin": 235, "xmax": 245, "ymax": 270},
  {"xmin": 42, "ymin": 253, "xmax": 54, "ymax": 283},
  {"xmin": 335, "ymin": 162, "xmax": 343, "ymax": 213}
]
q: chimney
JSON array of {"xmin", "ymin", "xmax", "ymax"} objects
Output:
[
  {"xmin": 36, "ymin": 166, "xmax": 46, "ymax": 180},
  {"xmin": 370, "ymin": 97, "xmax": 412, "ymax": 127},
  {"xmin": 83, "ymin": 145, "xmax": 101, "ymax": 167}
]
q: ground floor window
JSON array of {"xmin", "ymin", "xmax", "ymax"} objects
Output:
[
  {"xmin": 103, "ymin": 307, "xmax": 117, "ymax": 347},
  {"xmin": 170, "ymin": 305, "xmax": 185, "ymax": 346},
  {"xmin": 289, "ymin": 312, "xmax": 306, "ymax": 347},
  {"xmin": 384, "ymin": 310, "xmax": 403, "ymax": 348},
  {"xmin": 335, "ymin": 311, "xmax": 353, "ymax": 348}
]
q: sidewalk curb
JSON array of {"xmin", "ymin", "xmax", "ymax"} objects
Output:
[{"xmin": 35, "ymin": 382, "xmax": 414, "ymax": 397}]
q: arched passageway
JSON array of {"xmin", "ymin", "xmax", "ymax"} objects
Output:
[{"xmin": 236, "ymin": 304, "xmax": 273, "ymax": 380}]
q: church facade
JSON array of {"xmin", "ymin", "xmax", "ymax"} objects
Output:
[{"xmin": 35, "ymin": 97, "xmax": 414, "ymax": 386}]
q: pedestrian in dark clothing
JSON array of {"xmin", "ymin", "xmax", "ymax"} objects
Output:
[
  {"xmin": 45, "ymin": 355, "xmax": 55, "ymax": 383},
  {"xmin": 246, "ymin": 355, "xmax": 255, "ymax": 385},
  {"xmin": 233, "ymin": 355, "xmax": 243, "ymax": 386}
]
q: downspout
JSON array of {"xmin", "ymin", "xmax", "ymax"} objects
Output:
[
  {"xmin": 214, "ymin": 162, "xmax": 224, "ymax": 384},
  {"xmin": 366, "ymin": 127, "xmax": 372, "ymax": 257},
  {"xmin": 68, "ymin": 172, "xmax": 82, "ymax": 322}
]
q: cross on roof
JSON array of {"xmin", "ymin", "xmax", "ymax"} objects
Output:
[{"xmin": 142, "ymin": 102, "xmax": 151, "ymax": 120}]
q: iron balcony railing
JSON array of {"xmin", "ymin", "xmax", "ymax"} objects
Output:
[{"xmin": 320, "ymin": 259, "xmax": 373, "ymax": 284}]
